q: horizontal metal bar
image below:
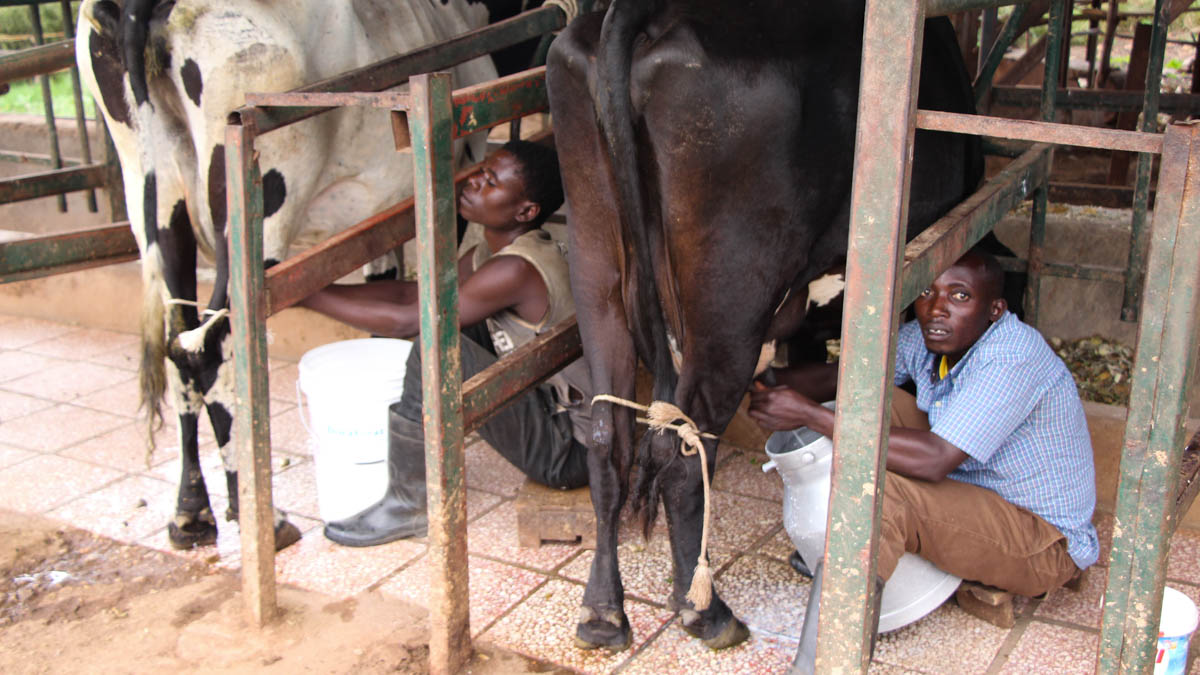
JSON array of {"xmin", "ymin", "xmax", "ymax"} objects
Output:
[
  {"xmin": 463, "ymin": 317, "xmax": 581, "ymax": 432},
  {"xmin": 0, "ymin": 149, "xmax": 81, "ymax": 166},
  {"xmin": 926, "ymin": 0, "xmax": 1028, "ymax": 17},
  {"xmin": 0, "ymin": 39, "xmax": 74, "ymax": 85},
  {"xmin": 916, "ymin": 109, "xmax": 1163, "ymax": 154},
  {"xmin": 244, "ymin": 90, "xmax": 410, "ymax": 111},
  {"xmin": 0, "ymin": 163, "xmax": 108, "ymax": 204},
  {"xmin": 0, "ymin": 222, "xmax": 137, "ymax": 283},
  {"xmin": 993, "ymin": 85, "xmax": 1200, "ymax": 115},
  {"xmin": 1049, "ymin": 181, "xmax": 1156, "ymax": 209},
  {"xmin": 452, "ymin": 67, "xmax": 548, "ymax": 138},
  {"xmin": 901, "ymin": 145, "xmax": 1052, "ymax": 307},
  {"xmin": 1042, "ymin": 260, "xmax": 1127, "ymax": 284},
  {"xmin": 234, "ymin": 5, "xmax": 565, "ymax": 135}
]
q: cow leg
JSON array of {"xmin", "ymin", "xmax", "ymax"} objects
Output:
[{"xmin": 166, "ymin": 359, "xmax": 217, "ymax": 549}]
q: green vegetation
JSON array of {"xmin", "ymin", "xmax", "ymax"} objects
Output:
[
  {"xmin": 1, "ymin": 70, "xmax": 95, "ymax": 118},
  {"xmin": 0, "ymin": 3, "xmax": 68, "ymax": 51}
]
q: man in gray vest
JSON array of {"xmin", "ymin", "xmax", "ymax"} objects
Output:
[{"xmin": 300, "ymin": 140, "xmax": 591, "ymax": 546}]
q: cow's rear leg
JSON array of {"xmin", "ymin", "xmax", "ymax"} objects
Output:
[
  {"xmin": 576, "ymin": 396, "xmax": 637, "ymax": 650},
  {"xmin": 662, "ymin": 436, "xmax": 749, "ymax": 649}
]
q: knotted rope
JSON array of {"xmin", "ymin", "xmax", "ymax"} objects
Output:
[
  {"xmin": 593, "ymin": 393, "xmax": 718, "ymax": 610},
  {"xmin": 543, "ymin": 0, "xmax": 580, "ymax": 24},
  {"xmin": 165, "ymin": 298, "xmax": 229, "ymax": 319}
]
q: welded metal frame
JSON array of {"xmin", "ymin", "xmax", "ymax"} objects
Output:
[{"xmin": 821, "ymin": 0, "xmax": 1200, "ymax": 671}]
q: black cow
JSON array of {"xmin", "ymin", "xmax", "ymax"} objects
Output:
[{"xmin": 547, "ymin": 0, "xmax": 984, "ymax": 651}]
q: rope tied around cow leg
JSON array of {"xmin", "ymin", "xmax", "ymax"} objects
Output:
[{"xmin": 593, "ymin": 394, "xmax": 718, "ymax": 610}]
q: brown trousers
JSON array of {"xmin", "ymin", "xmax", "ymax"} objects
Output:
[{"xmin": 876, "ymin": 389, "xmax": 1080, "ymax": 597}]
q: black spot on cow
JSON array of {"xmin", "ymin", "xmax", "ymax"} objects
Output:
[
  {"xmin": 87, "ymin": 20, "xmax": 130, "ymax": 125},
  {"xmin": 181, "ymin": 58, "xmax": 203, "ymax": 106},
  {"xmin": 159, "ymin": 200, "xmax": 198, "ymax": 305},
  {"xmin": 263, "ymin": 169, "xmax": 287, "ymax": 219},
  {"xmin": 207, "ymin": 145, "xmax": 226, "ymax": 234},
  {"xmin": 142, "ymin": 173, "xmax": 158, "ymax": 246},
  {"xmin": 207, "ymin": 402, "xmax": 232, "ymax": 447}
]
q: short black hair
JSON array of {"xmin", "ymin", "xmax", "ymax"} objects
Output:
[
  {"xmin": 962, "ymin": 246, "xmax": 1005, "ymax": 302},
  {"xmin": 502, "ymin": 139, "xmax": 563, "ymax": 227}
]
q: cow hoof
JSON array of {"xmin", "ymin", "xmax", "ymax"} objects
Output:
[
  {"xmin": 574, "ymin": 607, "xmax": 631, "ymax": 651},
  {"xmin": 167, "ymin": 520, "xmax": 218, "ymax": 550},
  {"xmin": 274, "ymin": 521, "xmax": 302, "ymax": 551},
  {"xmin": 678, "ymin": 608, "xmax": 750, "ymax": 650}
]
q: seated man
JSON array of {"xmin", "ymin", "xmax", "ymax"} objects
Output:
[
  {"xmin": 300, "ymin": 140, "xmax": 591, "ymax": 546},
  {"xmin": 748, "ymin": 248, "xmax": 1098, "ymax": 672}
]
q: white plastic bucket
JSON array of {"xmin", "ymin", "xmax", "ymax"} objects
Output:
[
  {"xmin": 1156, "ymin": 586, "xmax": 1199, "ymax": 675},
  {"xmin": 298, "ymin": 338, "xmax": 413, "ymax": 522}
]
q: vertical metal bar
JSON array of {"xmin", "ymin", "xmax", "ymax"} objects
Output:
[
  {"xmin": 60, "ymin": 0, "xmax": 96, "ymax": 212},
  {"xmin": 1121, "ymin": 0, "xmax": 1170, "ymax": 323},
  {"xmin": 225, "ymin": 119, "xmax": 277, "ymax": 627},
  {"xmin": 1025, "ymin": 0, "xmax": 1066, "ymax": 329},
  {"xmin": 1099, "ymin": 121, "xmax": 1200, "ymax": 673},
  {"xmin": 978, "ymin": 7, "xmax": 998, "ymax": 76},
  {"xmin": 29, "ymin": 2, "xmax": 66, "ymax": 212},
  {"xmin": 410, "ymin": 72, "xmax": 470, "ymax": 675},
  {"xmin": 818, "ymin": 1, "xmax": 924, "ymax": 671},
  {"xmin": 1086, "ymin": 0, "xmax": 1100, "ymax": 88},
  {"xmin": 973, "ymin": 3, "xmax": 1030, "ymax": 109}
]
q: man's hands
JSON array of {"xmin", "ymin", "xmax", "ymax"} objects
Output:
[{"xmin": 747, "ymin": 381, "xmax": 836, "ymax": 437}]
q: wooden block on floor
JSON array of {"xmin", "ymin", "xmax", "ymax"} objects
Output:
[
  {"xmin": 514, "ymin": 479, "xmax": 595, "ymax": 549},
  {"xmin": 955, "ymin": 581, "xmax": 1016, "ymax": 629}
]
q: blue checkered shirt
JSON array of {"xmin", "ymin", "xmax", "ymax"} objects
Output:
[{"xmin": 894, "ymin": 311, "xmax": 1099, "ymax": 569}]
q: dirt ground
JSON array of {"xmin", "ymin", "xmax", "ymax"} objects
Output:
[{"xmin": 0, "ymin": 510, "xmax": 560, "ymax": 675}]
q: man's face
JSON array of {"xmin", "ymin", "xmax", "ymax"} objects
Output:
[
  {"xmin": 913, "ymin": 257, "xmax": 1006, "ymax": 363},
  {"xmin": 457, "ymin": 150, "xmax": 534, "ymax": 228}
]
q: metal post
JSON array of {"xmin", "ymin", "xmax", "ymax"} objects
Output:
[
  {"xmin": 818, "ymin": 0, "xmax": 924, "ymax": 671},
  {"xmin": 28, "ymin": 2, "xmax": 66, "ymax": 212},
  {"xmin": 60, "ymin": 0, "xmax": 96, "ymax": 212},
  {"xmin": 1121, "ymin": 0, "xmax": 1171, "ymax": 322},
  {"xmin": 1099, "ymin": 121, "xmax": 1200, "ymax": 673},
  {"xmin": 226, "ymin": 118, "xmax": 278, "ymax": 627},
  {"xmin": 409, "ymin": 72, "xmax": 471, "ymax": 675},
  {"xmin": 1024, "ymin": 0, "xmax": 1066, "ymax": 328}
]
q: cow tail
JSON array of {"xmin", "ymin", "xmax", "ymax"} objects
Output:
[
  {"xmin": 594, "ymin": 0, "xmax": 673, "ymax": 525},
  {"xmin": 121, "ymin": 0, "xmax": 168, "ymax": 455}
]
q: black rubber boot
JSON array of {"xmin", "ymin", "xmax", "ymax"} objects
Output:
[{"xmin": 323, "ymin": 412, "xmax": 428, "ymax": 547}]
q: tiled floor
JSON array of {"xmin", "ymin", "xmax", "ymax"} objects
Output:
[{"xmin": 2, "ymin": 311, "xmax": 1198, "ymax": 674}]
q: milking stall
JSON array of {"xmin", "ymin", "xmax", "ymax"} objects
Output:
[{"xmin": 3, "ymin": 0, "xmax": 1200, "ymax": 672}]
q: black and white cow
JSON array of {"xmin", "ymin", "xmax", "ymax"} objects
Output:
[
  {"xmin": 75, "ymin": 0, "xmax": 509, "ymax": 549},
  {"xmin": 548, "ymin": 0, "xmax": 985, "ymax": 651}
]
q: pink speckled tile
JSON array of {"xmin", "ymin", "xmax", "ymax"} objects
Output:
[
  {"xmin": 1168, "ymin": 528, "xmax": 1200, "ymax": 586},
  {"xmin": 379, "ymin": 554, "xmax": 547, "ymax": 636},
  {"xmin": 0, "ymin": 389, "xmax": 55, "ymax": 420},
  {"xmin": 0, "ymin": 317, "xmax": 74, "ymax": 349},
  {"xmin": 478, "ymin": 579, "xmax": 673, "ymax": 673},
  {"xmin": 995, "ymin": 622, "xmax": 1097, "ymax": 675},
  {"xmin": 270, "ymin": 406, "xmax": 318, "ymax": 458},
  {"xmin": 22, "ymin": 327, "xmax": 138, "ymax": 360},
  {"xmin": 3, "ymin": 361, "xmax": 135, "ymax": 403},
  {"xmin": 867, "ymin": 663, "xmax": 928, "ymax": 674},
  {"xmin": 253, "ymin": 458, "xmax": 321, "ymax": 522},
  {"xmin": 717, "ymin": 554, "xmax": 810, "ymax": 639},
  {"xmin": 71, "ymin": 377, "xmax": 143, "ymax": 418},
  {"xmin": 623, "ymin": 626, "xmax": 797, "ymax": 675},
  {"xmin": 1036, "ymin": 566, "xmax": 1107, "ymax": 628},
  {"xmin": 872, "ymin": 601, "xmax": 1009, "ymax": 674},
  {"xmin": 274, "ymin": 529, "xmax": 425, "ymax": 598},
  {"xmin": 713, "ymin": 448, "xmax": 783, "ymax": 503},
  {"xmin": 47, "ymin": 474, "xmax": 175, "ymax": 543},
  {"xmin": 560, "ymin": 541, "xmax": 676, "ymax": 605},
  {"xmin": 706, "ymin": 491, "xmax": 784, "ymax": 556},
  {"xmin": 0, "ymin": 443, "xmax": 36, "ymax": 469},
  {"xmin": 467, "ymin": 500, "xmax": 584, "ymax": 571},
  {"xmin": 0, "ymin": 453, "xmax": 123, "ymax": 513},
  {"xmin": 60, "ymin": 421, "xmax": 184, "ymax": 473},
  {"xmin": 0, "ymin": 404, "xmax": 129, "ymax": 451},
  {"xmin": 465, "ymin": 436, "xmax": 526, "ymax": 497},
  {"xmin": 0, "ymin": 350, "xmax": 67, "ymax": 383},
  {"xmin": 268, "ymin": 362, "xmax": 301, "ymax": 411},
  {"xmin": 85, "ymin": 347, "xmax": 139, "ymax": 372}
]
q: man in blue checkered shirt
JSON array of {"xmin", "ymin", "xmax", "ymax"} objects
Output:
[{"xmin": 750, "ymin": 248, "xmax": 1098, "ymax": 671}]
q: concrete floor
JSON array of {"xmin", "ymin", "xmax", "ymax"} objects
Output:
[{"xmin": 2, "ymin": 311, "xmax": 1198, "ymax": 673}]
